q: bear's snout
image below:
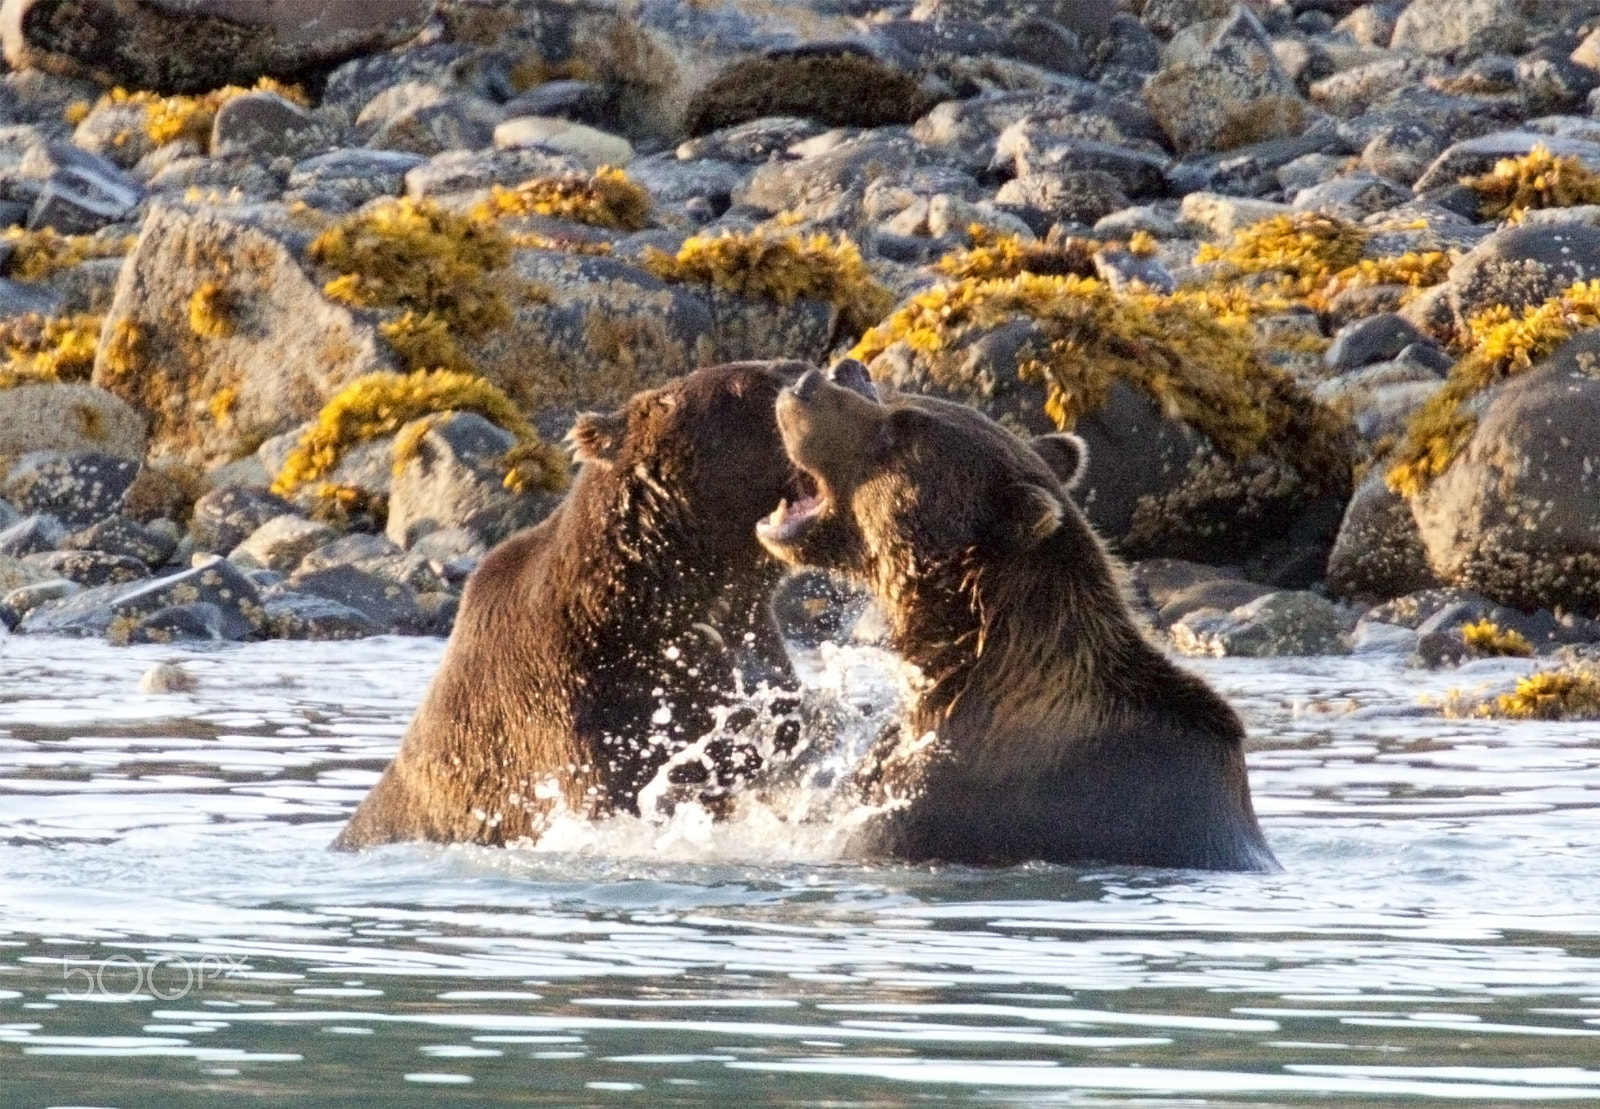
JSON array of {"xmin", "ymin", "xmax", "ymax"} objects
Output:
[{"xmin": 792, "ymin": 368, "xmax": 826, "ymax": 402}]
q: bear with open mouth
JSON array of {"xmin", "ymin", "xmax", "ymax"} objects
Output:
[
  {"xmin": 334, "ymin": 360, "xmax": 833, "ymax": 851},
  {"xmin": 757, "ymin": 364, "xmax": 1279, "ymax": 872}
]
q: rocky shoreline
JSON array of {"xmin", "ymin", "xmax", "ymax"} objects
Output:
[{"xmin": 2, "ymin": 0, "xmax": 1600, "ymax": 705}]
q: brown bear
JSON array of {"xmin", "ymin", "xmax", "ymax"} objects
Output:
[
  {"xmin": 757, "ymin": 368, "xmax": 1279, "ymax": 871},
  {"xmin": 333, "ymin": 360, "xmax": 821, "ymax": 851}
]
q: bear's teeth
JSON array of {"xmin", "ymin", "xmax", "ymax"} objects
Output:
[{"xmin": 769, "ymin": 499, "xmax": 789, "ymax": 527}]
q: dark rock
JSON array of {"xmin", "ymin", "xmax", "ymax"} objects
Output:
[
  {"xmin": 684, "ymin": 44, "xmax": 936, "ymax": 137},
  {"xmin": 1019, "ymin": 138, "xmax": 1169, "ymax": 199},
  {"xmin": 0, "ymin": 0, "xmax": 436, "ymax": 94},
  {"xmin": 1171, "ymin": 589, "xmax": 1350, "ymax": 657},
  {"xmin": 1517, "ymin": 52, "xmax": 1598, "ymax": 116},
  {"xmin": 24, "ymin": 549, "xmax": 148, "ymax": 587},
  {"xmin": 0, "ymin": 513, "xmax": 64, "ymax": 557},
  {"xmin": 1447, "ymin": 223, "xmax": 1600, "ymax": 324},
  {"xmin": 0, "ymin": 274, "xmax": 62, "ymax": 315},
  {"xmin": 1310, "ymin": 55, "xmax": 1444, "ymax": 117},
  {"xmin": 1359, "ymin": 119, "xmax": 1452, "ymax": 185},
  {"xmin": 262, "ymin": 590, "xmax": 381, "ymax": 640},
  {"xmin": 914, "ymin": 87, "xmax": 1163, "ymax": 176},
  {"xmin": 499, "ymin": 80, "xmax": 612, "ymax": 128},
  {"xmin": 2, "ymin": 451, "xmax": 141, "ymax": 528},
  {"xmin": 1410, "ymin": 346, "xmax": 1600, "ymax": 615},
  {"xmin": 1291, "ymin": 171, "xmax": 1411, "ymax": 219},
  {"xmin": 1413, "ymin": 131, "xmax": 1600, "ymax": 192},
  {"xmin": 1140, "ymin": 0, "xmax": 1232, "ymax": 39},
  {"xmin": 0, "ymin": 498, "xmax": 14, "ymax": 529},
  {"xmin": 61, "ymin": 514, "xmax": 174, "ymax": 566},
  {"xmin": 0, "ymin": 576, "xmax": 77, "ymax": 626},
  {"xmin": 1398, "ymin": 341, "xmax": 1454, "ymax": 375},
  {"xmin": 994, "ymin": 169, "xmax": 1127, "ymax": 226},
  {"xmin": 17, "ymin": 556, "xmax": 263, "ymax": 640},
  {"xmin": 284, "ymin": 147, "xmax": 426, "ymax": 211},
  {"xmin": 297, "ymin": 532, "xmax": 406, "ymax": 578},
  {"xmin": 287, "ymin": 564, "xmax": 421, "ymax": 633},
  {"xmin": 386, "ymin": 411, "xmax": 559, "ymax": 549},
  {"xmin": 23, "ymin": 139, "xmax": 143, "ymax": 233},
  {"xmin": 210, "ymin": 90, "xmax": 333, "ymax": 162},
  {"xmin": 125, "ymin": 601, "xmax": 223, "ymax": 644},
  {"xmin": 362, "ymin": 89, "xmax": 502, "ymax": 158},
  {"xmin": 189, "ymin": 486, "xmax": 296, "ymax": 554},
  {"xmin": 1164, "ymin": 121, "xmax": 1346, "ymax": 199},
  {"xmin": 875, "ymin": 16, "xmax": 1090, "ymax": 81},
  {"xmin": 229, "ymin": 515, "xmax": 336, "ymax": 573},
  {"xmin": 1326, "ymin": 469, "xmax": 1439, "ymax": 603},
  {"xmin": 1325, "ymin": 313, "xmax": 1427, "ymax": 371}
]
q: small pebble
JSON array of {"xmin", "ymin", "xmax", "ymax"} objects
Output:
[{"xmin": 139, "ymin": 662, "xmax": 198, "ymax": 694}]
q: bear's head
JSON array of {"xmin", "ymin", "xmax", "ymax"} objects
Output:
[
  {"xmin": 567, "ymin": 360, "xmax": 819, "ymax": 549},
  {"xmin": 758, "ymin": 367, "xmax": 1087, "ymax": 583}
]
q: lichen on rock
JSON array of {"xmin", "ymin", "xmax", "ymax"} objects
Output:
[{"xmin": 0, "ymin": 312, "xmax": 102, "ymax": 386}]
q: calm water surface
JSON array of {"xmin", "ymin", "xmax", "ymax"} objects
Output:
[{"xmin": 0, "ymin": 633, "xmax": 1597, "ymax": 1108}]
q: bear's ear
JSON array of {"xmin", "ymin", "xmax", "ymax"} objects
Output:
[
  {"xmin": 989, "ymin": 482, "xmax": 1064, "ymax": 551},
  {"xmin": 566, "ymin": 409, "xmax": 628, "ymax": 465},
  {"xmin": 1031, "ymin": 432, "xmax": 1088, "ymax": 491}
]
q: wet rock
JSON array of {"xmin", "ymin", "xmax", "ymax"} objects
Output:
[
  {"xmin": 189, "ymin": 486, "xmax": 296, "ymax": 555},
  {"xmin": 1409, "ymin": 348, "xmax": 1600, "ymax": 615},
  {"xmin": 1390, "ymin": 0, "xmax": 1526, "ymax": 62},
  {"xmin": 1324, "ymin": 314, "xmax": 1428, "ymax": 372},
  {"xmin": 0, "ymin": 0, "xmax": 436, "ymax": 94},
  {"xmin": 1171, "ymin": 590, "xmax": 1351, "ymax": 658},
  {"xmin": 262, "ymin": 589, "xmax": 381, "ymax": 640},
  {"xmin": 17, "ymin": 556, "xmax": 264, "ymax": 640},
  {"xmin": 228, "ymin": 514, "xmax": 336, "ymax": 573},
  {"xmin": 1, "ymin": 451, "xmax": 141, "ymax": 528},
  {"xmin": 413, "ymin": 590, "xmax": 459, "ymax": 636},
  {"xmin": 386, "ymin": 411, "xmax": 558, "ymax": 549},
  {"xmin": 24, "ymin": 549, "xmax": 148, "ymax": 587},
  {"xmin": 1142, "ymin": 7, "xmax": 1316, "ymax": 157},
  {"xmin": 91, "ymin": 203, "xmax": 397, "ymax": 465},
  {"xmin": 1326, "ymin": 469, "xmax": 1439, "ymax": 604},
  {"xmin": 0, "ymin": 576, "xmax": 77, "ymax": 627},
  {"xmin": 287, "ymin": 563, "xmax": 421, "ymax": 633},
  {"xmin": 125, "ymin": 601, "xmax": 223, "ymax": 644},
  {"xmin": 211, "ymin": 90, "xmax": 334, "ymax": 162},
  {"xmin": 1128, "ymin": 558, "xmax": 1274, "ymax": 627},
  {"xmin": 61, "ymin": 514, "xmax": 173, "ymax": 566},
  {"xmin": 1446, "ymin": 223, "xmax": 1600, "ymax": 325},
  {"xmin": 23, "ymin": 139, "xmax": 143, "ymax": 233},
  {"xmin": 0, "ymin": 513, "xmax": 63, "ymax": 557}
]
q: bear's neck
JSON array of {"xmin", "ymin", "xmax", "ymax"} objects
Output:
[{"xmin": 879, "ymin": 526, "xmax": 1152, "ymax": 741}]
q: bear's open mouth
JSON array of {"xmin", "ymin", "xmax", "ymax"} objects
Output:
[{"xmin": 760, "ymin": 470, "xmax": 824, "ymax": 546}]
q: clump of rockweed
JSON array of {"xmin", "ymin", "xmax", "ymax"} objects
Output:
[
  {"xmin": 851, "ymin": 271, "xmax": 1349, "ymax": 485},
  {"xmin": 1387, "ymin": 279, "xmax": 1600, "ymax": 497},
  {"xmin": 2, "ymin": 228, "xmax": 137, "ymax": 282},
  {"xmin": 0, "ymin": 313, "xmax": 103, "ymax": 387},
  {"xmin": 1193, "ymin": 212, "xmax": 1450, "ymax": 314},
  {"xmin": 643, "ymin": 229, "xmax": 894, "ymax": 338},
  {"xmin": 272, "ymin": 369, "xmax": 569, "ymax": 499},
  {"xmin": 1441, "ymin": 661, "xmax": 1600, "ymax": 720},
  {"xmin": 68, "ymin": 77, "xmax": 307, "ymax": 150},
  {"xmin": 1459, "ymin": 618, "xmax": 1534, "ymax": 658},
  {"xmin": 934, "ymin": 228, "xmax": 1101, "ymax": 283},
  {"xmin": 1461, "ymin": 144, "xmax": 1600, "ymax": 221},
  {"xmin": 474, "ymin": 167, "xmax": 652, "ymax": 232}
]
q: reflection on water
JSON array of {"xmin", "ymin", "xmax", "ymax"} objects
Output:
[{"xmin": 1, "ymin": 635, "xmax": 1598, "ymax": 1107}]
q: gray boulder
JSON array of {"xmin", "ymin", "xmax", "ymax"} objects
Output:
[
  {"xmin": 189, "ymin": 486, "xmax": 295, "ymax": 554},
  {"xmin": 1171, "ymin": 590, "xmax": 1351, "ymax": 658},
  {"xmin": 286, "ymin": 564, "xmax": 421, "ymax": 633},
  {"xmin": 0, "ymin": 0, "xmax": 436, "ymax": 94},
  {"xmin": 0, "ymin": 512, "xmax": 64, "ymax": 557},
  {"xmin": 22, "ymin": 139, "xmax": 143, "ymax": 233},
  {"xmin": 1390, "ymin": 0, "xmax": 1526, "ymax": 61},
  {"xmin": 1326, "ymin": 469, "xmax": 1439, "ymax": 603},
  {"xmin": 18, "ymin": 556, "xmax": 264, "ymax": 640},
  {"xmin": 61, "ymin": 514, "xmax": 173, "ymax": 566},
  {"xmin": 283, "ymin": 148, "xmax": 424, "ymax": 211},
  {"xmin": 262, "ymin": 590, "xmax": 380, "ymax": 640},
  {"xmin": 1142, "ymin": 7, "xmax": 1316, "ymax": 156},
  {"xmin": 211, "ymin": 91, "xmax": 335, "ymax": 162},
  {"xmin": 228, "ymin": 514, "xmax": 336, "ymax": 573},
  {"xmin": 1410, "ymin": 343, "xmax": 1600, "ymax": 614},
  {"xmin": 23, "ymin": 548, "xmax": 147, "ymax": 587},
  {"xmin": 386, "ymin": 411, "xmax": 559, "ymax": 549},
  {"xmin": 1446, "ymin": 223, "xmax": 1600, "ymax": 326}
]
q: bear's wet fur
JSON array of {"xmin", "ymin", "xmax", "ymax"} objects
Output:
[
  {"xmin": 333, "ymin": 361, "xmax": 815, "ymax": 851},
  {"xmin": 758, "ymin": 369, "xmax": 1278, "ymax": 871}
]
